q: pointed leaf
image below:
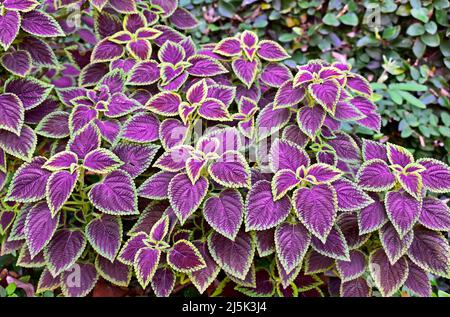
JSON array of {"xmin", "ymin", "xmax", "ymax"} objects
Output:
[
  {"xmin": 88, "ymin": 170, "xmax": 138, "ymax": 215},
  {"xmin": 208, "ymin": 230, "xmax": 255, "ymax": 280},
  {"xmin": 203, "ymin": 189, "xmax": 243, "ymax": 240},
  {"xmin": 293, "ymin": 184, "xmax": 337, "ymax": 243},
  {"xmin": 168, "ymin": 173, "xmax": 208, "ymax": 224},
  {"xmin": 369, "ymin": 248, "xmax": 409, "ymax": 297},
  {"xmin": 46, "ymin": 170, "xmax": 79, "ymax": 216},
  {"xmin": 45, "ymin": 229, "xmax": 86, "ymax": 276}
]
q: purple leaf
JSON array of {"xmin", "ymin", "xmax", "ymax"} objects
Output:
[
  {"xmin": 138, "ymin": 171, "xmax": 177, "ymax": 200},
  {"xmin": 128, "ymin": 202, "xmax": 169, "ymax": 236},
  {"xmin": 369, "ymin": 248, "xmax": 409, "ymax": 297},
  {"xmin": 46, "ymin": 170, "xmax": 79, "ymax": 216},
  {"xmin": 255, "ymin": 229, "xmax": 275, "ymax": 257},
  {"xmin": 149, "ymin": 216, "xmax": 170, "ymax": 242},
  {"xmin": 257, "ymin": 40, "xmax": 289, "ymax": 61},
  {"xmin": 127, "ymin": 39, "xmax": 152, "ymax": 61},
  {"xmin": 88, "ymin": 170, "xmax": 138, "ymax": 215},
  {"xmin": 68, "ymin": 124, "xmax": 101, "ymax": 160},
  {"xmin": 105, "ymin": 93, "xmax": 141, "ymax": 118},
  {"xmin": 336, "ymin": 250, "xmax": 366, "ymax": 282},
  {"xmin": 147, "ymin": 91, "xmax": 182, "ymax": 116},
  {"xmin": 19, "ymin": 36, "xmax": 58, "ymax": 67},
  {"xmin": 306, "ymin": 163, "xmax": 342, "ymax": 184},
  {"xmin": 95, "ymin": 119, "xmax": 121, "ymax": 145},
  {"xmin": 418, "ymin": 197, "xmax": 450, "ymax": 231},
  {"xmin": 167, "ymin": 239, "xmax": 206, "ymax": 272},
  {"xmin": 379, "ymin": 223, "xmax": 414, "ymax": 265},
  {"xmin": 117, "ymin": 233, "xmax": 148, "ymax": 265},
  {"xmin": 83, "ymin": 148, "xmax": 123, "ymax": 174},
  {"xmin": 362, "ymin": 139, "xmax": 388, "ymax": 162},
  {"xmin": 112, "ymin": 143, "xmax": 159, "ymax": 178},
  {"xmin": 25, "ymin": 97, "xmax": 59, "ymax": 125},
  {"xmin": 275, "ymin": 222, "xmax": 311, "ymax": 274},
  {"xmin": 36, "ymin": 111, "xmax": 70, "ymax": 139},
  {"xmin": 0, "ymin": 211, "xmax": 15, "ymax": 236},
  {"xmin": 1, "ymin": 50, "xmax": 32, "ymax": 76},
  {"xmin": 293, "ymin": 184, "xmax": 337, "ymax": 243},
  {"xmin": 45, "ymin": 229, "xmax": 87, "ymax": 276},
  {"xmin": 245, "ymin": 180, "xmax": 291, "ymax": 231},
  {"xmin": 79, "ymin": 63, "xmax": 109, "ymax": 87},
  {"xmin": 352, "ymin": 97, "xmax": 381, "ymax": 131},
  {"xmin": 0, "ymin": 11, "xmax": 20, "ymax": 50},
  {"xmin": 308, "ymin": 79, "xmax": 340, "ymax": 115},
  {"xmin": 198, "ymin": 98, "xmax": 231, "ymax": 121},
  {"xmin": 151, "ymin": 0, "xmax": 177, "ymax": 17},
  {"xmin": 387, "ymin": 143, "xmax": 414, "ymax": 167},
  {"xmin": 168, "ymin": 173, "xmax": 208, "ymax": 224},
  {"xmin": 91, "ymin": 39, "xmax": 124, "ymax": 63},
  {"xmin": 61, "ymin": 262, "xmax": 98, "ymax": 297},
  {"xmin": 337, "ymin": 212, "xmax": 370, "ymax": 250},
  {"xmin": 37, "ymin": 268, "xmax": 60, "ymax": 293},
  {"xmin": 333, "ymin": 179, "xmax": 373, "ymax": 211},
  {"xmin": 128, "ymin": 61, "xmax": 160, "ymax": 85},
  {"xmin": 151, "ymin": 267, "xmax": 175, "ymax": 297},
  {"xmin": 274, "ymin": 80, "xmax": 305, "ymax": 109},
  {"xmin": 160, "ymin": 118, "xmax": 188, "ymax": 150},
  {"xmin": 207, "ymin": 85, "xmax": 236, "ymax": 107},
  {"xmin": 0, "ymin": 93, "xmax": 24, "ymax": 135},
  {"xmin": 358, "ymin": 195, "xmax": 388, "ymax": 234},
  {"xmin": 340, "ymin": 277, "xmax": 371, "ymax": 297},
  {"xmin": 269, "ymin": 138, "xmax": 309, "ymax": 173},
  {"xmin": 187, "ymin": 241, "xmax": 220, "ymax": 294},
  {"xmin": 272, "ymin": 169, "xmax": 299, "ymax": 200},
  {"xmin": 43, "ymin": 151, "xmax": 78, "ymax": 171},
  {"xmin": 154, "ymin": 145, "xmax": 193, "ymax": 172},
  {"xmin": 256, "ymin": 103, "xmax": 291, "ymax": 140},
  {"xmin": 69, "ymin": 105, "xmax": 97, "ymax": 133},
  {"xmin": 326, "ymin": 132, "xmax": 360, "ymax": 162},
  {"xmin": 134, "ymin": 247, "xmax": 161, "ymax": 289},
  {"xmin": 209, "ymin": 151, "xmax": 250, "ymax": 188},
  {"xmin": 7, "ymin": 157, "xmax": 50, "ymax": 202},
  {"xmin": 236, "ymin": 269, "xmax": 275, "ymax": 296},
  {"xmin": 188, "ymin": 54, "xmax": 228, "ymax": 77},
  {"xmin": 357, "ymin": 159, "xmax": 395, "ymax": 191},
  {"xmin": 260, "ymin": 63, "xmax": 292, "ymax": 88},
  {"xmin": 296, "ymin": 105, "xmax": 326, "ymax": 138},
  {"xmin": 282, "ymin": 124, "xmax": 309, "ymax": 148},
  {"xmin": 231, "ymin": 57, "xmax": 258, "ymax": 88},
  {"xmin": 310, "ymin": 226, "xmax": 350, "ymax": 261},
  {"xmin": 304, "ymin": 250, "xmax": 334, "ymax": 274},
  {"xmin": 7, "ymin": 204, "xmax": 31, "ymax": 242},
  {"xmin": 404, "ymin": 261, "xmax": 431, "ymax": 297},
  {"xmin": 169, "ymin": 8, "xmax": 199, "ymax": 30},
  {"xmin": 86, "ymin": 214, "xmax": 122, "ymax": 261},
  {"xmin": 214, "ymin": 37, "xmax": 241, "ymax": 56},
  {"xmin": 333, "ymin": 100, "xmax": 365, "ymax": 121},
  {"xmin": 417, "ymin": 158, "xmax": 450, "ymax": 193},
  {"xmin": 95, "ymin": 255, "xmax": 132, "ymax": 287},
  {"xmin": 407, "ymin": 226, "xmax": 449, "ymax": 277},
  {"xmin": 203, "ymin": 189, "xmax": 243, "ymax": 240},
  {"xmin": 208, "ymin": 230, "xmax": 255, "ymax": 279},
  {"xmin": 21, "ymin": 10, "xmax": 64, "ymax": 37},
  {"xmin": 5, "ymin": 77, "xmax": 53, "ymax": 110},
  {"xmin": 24, "ymin": 201, "xmax": 58, "ymax": 258},
  {"xmin": 397, "ymin": 171, "xmax": 422, "ymax": 200},
  {"xmin": 346, "ymin": 74, "xmax": 372, "ymax": 96},
  {"xmin": 0, "ymin": 124, "xmax": 36, "ymax": 161},
  {"xmin": 385, "ymin": 190, "xmax": 421, "ymax": 238}
]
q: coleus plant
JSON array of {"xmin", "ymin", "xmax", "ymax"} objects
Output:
[{"xmin": 0, "ymin": 0, "xmax": 449, "ymax": 298}]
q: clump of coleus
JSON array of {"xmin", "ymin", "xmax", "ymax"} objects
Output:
[{"xmin": 0, "ymin": 0, "xmax": 449, "ymax": 298}]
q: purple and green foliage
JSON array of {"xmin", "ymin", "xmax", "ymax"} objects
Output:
[{"xmin": 0, "ymin": 0, "xmax": 448, "ymax": 298}]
